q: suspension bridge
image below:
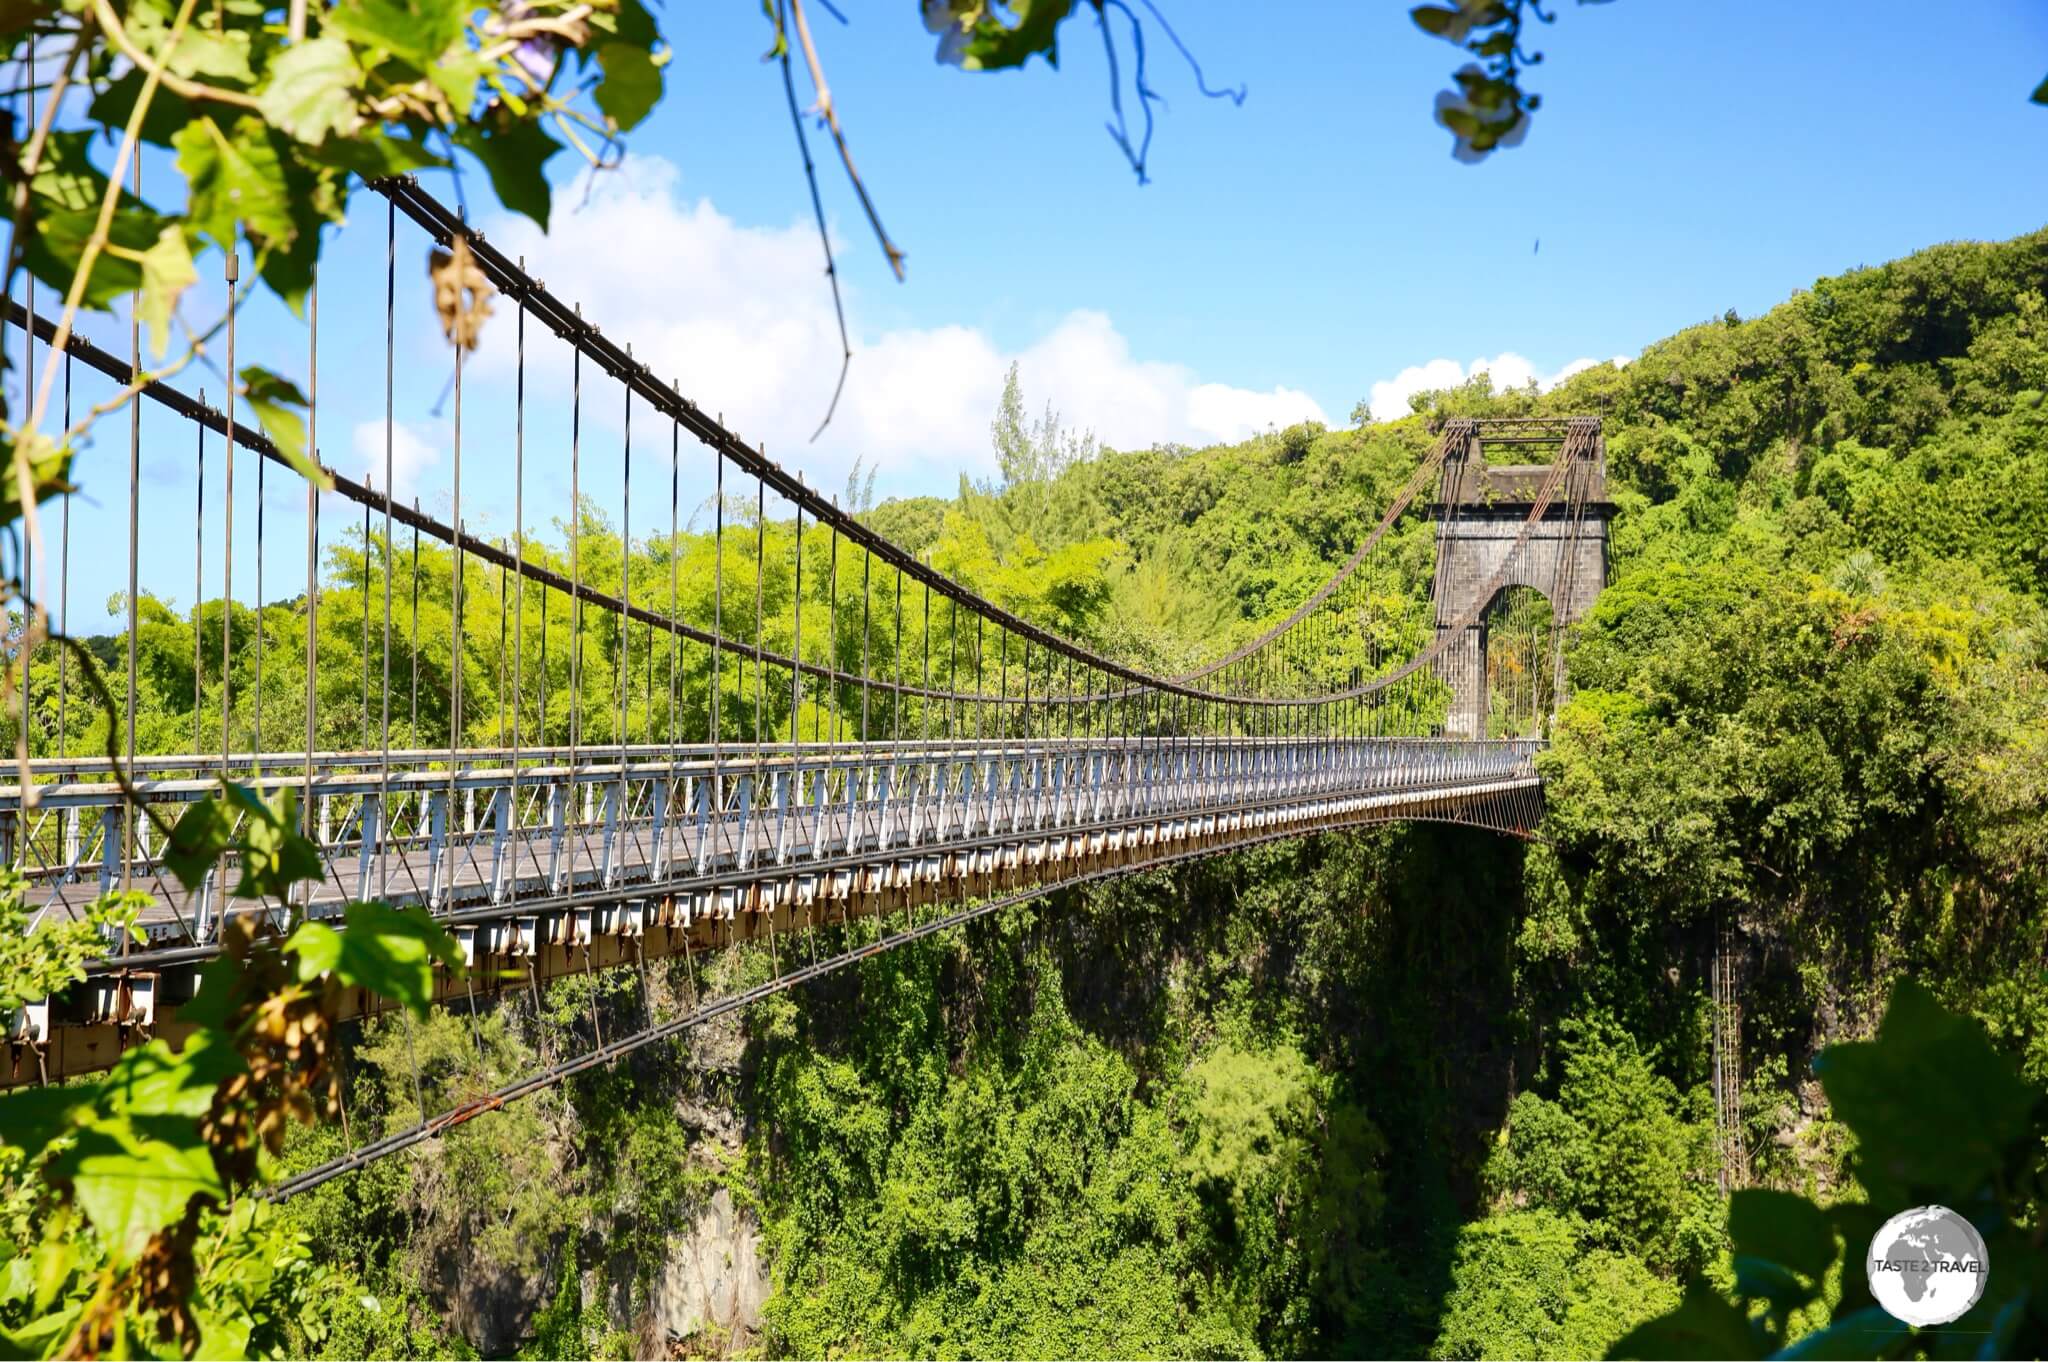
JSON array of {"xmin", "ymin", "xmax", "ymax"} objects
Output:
[{"xmin": 0, "ymin": 178, "xmax": 1608, "ymax": 1186}]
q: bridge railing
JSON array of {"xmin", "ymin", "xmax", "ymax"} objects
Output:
[{"xmin": 1, "ymin": 736, "xmax": 1543, "ymax": 945}]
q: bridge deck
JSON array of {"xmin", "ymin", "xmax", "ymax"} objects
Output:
[
  {"xmin": 3, "ymin": 737, "xmax": 1539, "ymax": 940},
  {"xmin": 3, "ymin": 737, "xmax": 1544, "ymax": 1086}
]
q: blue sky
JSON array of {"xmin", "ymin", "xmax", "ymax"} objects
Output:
[
  {"xmin": 653, "ymin": 0, "xmax": 2048, "ymax": 385},
  {"xmin": 21, "ymin": 0, "xmax": 2048, "ymax": 629},
  {"xmin": 634, "ymin": 0, "xmax": 2048, "ymax": 439}
]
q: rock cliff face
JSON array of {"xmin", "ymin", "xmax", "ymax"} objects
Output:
[
  {"xmin": 383, "ymin": 960, "xmax": 777, "ymax": 1359},
  {"xmin": 436, "ymin": 1170, "xmax": 771, "ymax": 1359},
  {"xmin": 644, "ymin": 1187, "xmax": 772, "ymax": 1356},
  {"xmin": 638, "ymin": 969, "xmax": 771, "ymax": 1354}
]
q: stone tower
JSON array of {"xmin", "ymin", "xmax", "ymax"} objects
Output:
[{"xmin": 1430, "ymin": 418, "xmax": 1611, "ymax": 738}]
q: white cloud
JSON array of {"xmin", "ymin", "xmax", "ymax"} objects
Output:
[
  {"xmin": 1365, "ymin": 351, "xmax": 1633, "ymax": 423},
  {"xmin": 470, "ymin": 157, "xmax": 1326, "ymax": 495},
  {"xmin": 352, "ymin": 419, "xmax": 441, "ymax": 502}
]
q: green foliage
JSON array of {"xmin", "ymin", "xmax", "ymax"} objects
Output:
[
  {"xmin": 287, "ymin": 902, "xmax": 462, "ymax": 1015},
  {"xmin": 1180, "ymin": 1040, "xmax": 1323, "ymax": 1217},
  {"xmin": 518, "ymin": 1263, "xmax": 631, "ymax": 1361},
  {"xmin": 237, "ymin": 367, "xmax": 320, "ymax": 483},
  {"xmin": 166, "ymin": 782, "xmax": 321, "ymax": 900},
  {"xmin": 0, "ymin": 876, "xmax": 142, "ymax": 1013},
  {"xmin": 1483, "ymin": 1018, "xmax": 1716, "ymax": 1273},
  {"xmin": 0, "ymin": 757, "xmax": 468, "ymax": 1355},
  {"xmin": 3, "ymin": 213, "xmax": 2038, "ymax": 1361},
  {"xmin": 744, "ymin": 926, "xmax": 1391, "ymax": 1358},
  {"xmin": 1, "ymin": 0, "xmax": 674, "ymax": 597},
  {"xmin": 952, "ymin": 0, "xmax": 1079, "ymax": 71},
  {"xmin": 1613, "ymin": 982, "xmax": 2048, "ymax": 1360},
  {"xmin": 1431, "ymin": 1209, "xmax": 1678, "ymax": 1361}
]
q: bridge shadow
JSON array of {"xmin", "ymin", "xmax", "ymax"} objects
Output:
[
  {"xmin": 1039, "ymin": 818, "xmax": 1526, "ymax": 1358},
  {"xmin": 1316, "ymin": 821, "xmax": 1525, "ymax": 1358}
]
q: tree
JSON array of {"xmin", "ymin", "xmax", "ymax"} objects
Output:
[
  {"xmin": 991, "ymin": 360, "xmax": 1033, "ymax": 489},
  {"xmin": 968, "ymin": 362, "xmax": 1104, "ymax": 558},
  {"xmin": 990, "ymin": 361, "xmax": 1097, "ymax": 491}
]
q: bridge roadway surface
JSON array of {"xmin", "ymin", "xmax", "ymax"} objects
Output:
[{"xmin": 3, "ymin": 736, "xmax": 1541, "ymax": 1084}]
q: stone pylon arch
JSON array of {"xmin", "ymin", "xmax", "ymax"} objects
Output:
[{"xmin": 1429, "ymin": 419, "xmax": 1611, "ymax": 738}]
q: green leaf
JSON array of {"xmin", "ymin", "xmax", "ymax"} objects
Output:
[
  {"xmin": 324, "ymin": 0, "xmax": 467, "ymax": 68},
  {"xmin": 0, "ymin": 1254, "xmax": 26, "ymax": 1307},
  {"xmin": 176, "ymin": 954, "xmax": 246, "ymax": 1031},
  {"xmin": 609, "ymin": 0, "xmax": 659, "ymax": 48},
  {"xmin": 18, "ymin": 132, "xmax": 174, "ymax": 310},
  {"xmin": 1728, "ymin": 1188, "xmax": 1837, "ymax": 1281},
  {"xmin": 177, "ymin": 27, "xmax": 256, "ymax": 84},
  {"xmin": 126, "ymin": 2, "xmax": 255, "ymax": 84},
  {"xmin": 1608, "ymin": 1280, "xmax": 1762, "ymax": 1360},
  {"xmin": 1411, "ymin": 5, "xmax": 1463, "ymax": 38},
  {"xmin": 301, "ymin": 129, "xmax": 446, "ymax": 179},
  {"xmin": 1817, "ymin": 979, "xmax": 2039, "ymax": 1201},
  {"xmin": 1731, "ymin": 1254, "xmax": 1816, "ymax": 1315},
  {"xmin": 164, "ymin": 796, "xmax": 235, "ymax": 893},
  {"xmin": 47, "ymin": 1117, "xmax": 222, "ymax": 1266},
  {"xmin": 0, "ymin": 431, "xmax": 75, "ymax": 527},
  {"xmin": 594, "ymin": 41, "xmax": 661, "ymax": 131},
  {"xmin": 87, "ymin": 69, "xmax": 195, "ymax": 148},
  {"xmin": 959, "ymin": 0, "xmax": 1075, "ymax": 71},
  {"xmin": 0, "ymin": 1306, "xmax": 76, "ymax": 1357},
  {"xmin": 133, "ymin": 225, "xmax": 197, "ymax": 360},
  {"xmin": 238, "ymin": 367, "xmax": 330, "ymax": 489},
  {"xmin": 30, "ymin": 129, "xmax": 141, "ymax": 213},
  {"xmin": 454, "ymin": 116, "xmax": 561, "ymax": 229},
  {"xmin": 164, "ymin": 780, "xmax": 327, "ymax": 901},
  {"xmin": 192, "ymin": 1304, "xmax": 254, "ymax": 1362},
  {"xmin": 31, "ymin": 1208, "xmax": 78, "ymax": 1312},
  {"xmin": 1777, "ymin": 1307, "xmax": 1908, "ymax": 1359},
  {"xmin": 220, "ymin": 780, "xmax": 325, "ymax": 897},
  {"xmin": 2031, "ymin": 72, "xmax": 2048, "ymax": 105},
  {"xmin": 258, "ymin": 37, "xmax": 363, "ymax": 145},
  {"xmin": 287, "ymin": 902, "xmax": 460, "ymax": 1015},
  {"xmin": 1438, "ymin": 106, "xmax": 1484, "ymax": 139},
  {"xmin": 0, "ymin": 1084, "xmax": 96, "ymax": 1163},
  {"xmin": 100, "ymin": 1031, "xmax": 243, "ymax": 1121},
  {"xmin": 428, "ymin": 48, "xmax": 491, "ymax": 119},
  {"xmin": 1826, "ymin": 1202, "xmax": 1889, "ymax": 1316},
  {"xmin": 253, "ymin": 183, "xmax": 330, "ymax": 316},
  {"xmin": 173, "ymin": 115, "xmax": 296, "ymax": 257},
  {"xmin": 22, "ymin": 207, "xmax": 151, "ymax": 309}
]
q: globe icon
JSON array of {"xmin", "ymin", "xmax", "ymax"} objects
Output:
[{"xmin": 1866, "ymin": 1205, "xmax": 1989, "ymax": 1327}]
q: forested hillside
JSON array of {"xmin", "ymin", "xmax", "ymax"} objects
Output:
[{"xmin": 45, "ymin": 226, "xmax": 2045, "ymax": 1358}]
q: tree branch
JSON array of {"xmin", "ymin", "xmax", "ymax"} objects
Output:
[
  {"xmin": 89, "ymin": 0, "xmax": 263, "ymax": 112},
  {"xmin": 776, "ymin": 0, "xmax": 850, "ymax": 441},
  {"xmin": 786, "ymin": 0, "xmax": 904, "ymax": 281}
]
